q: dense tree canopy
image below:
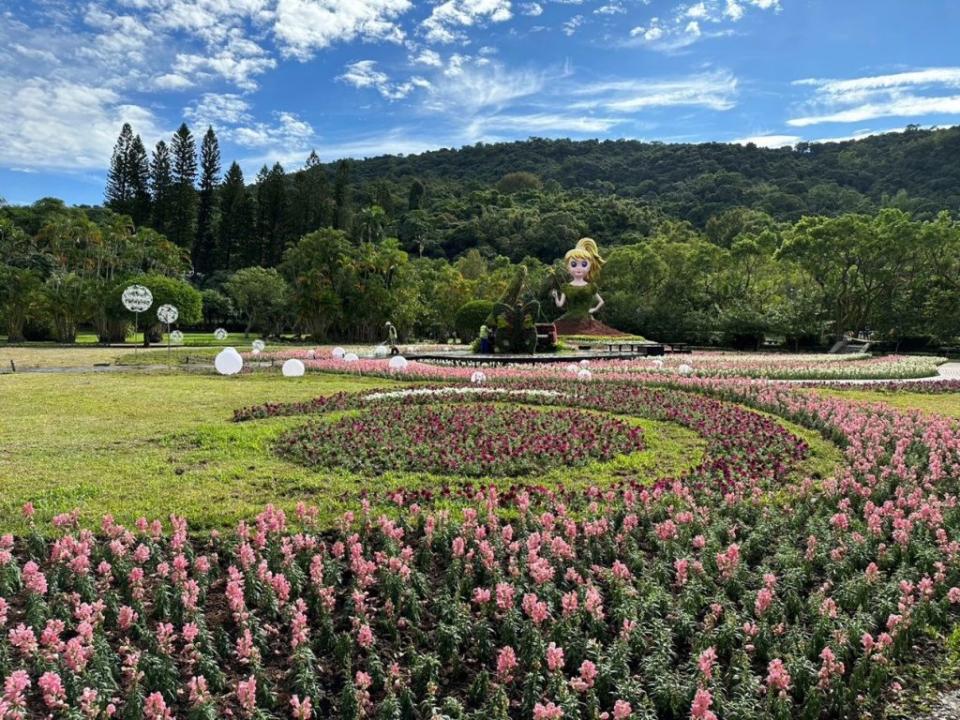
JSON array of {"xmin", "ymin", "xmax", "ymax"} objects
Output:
[{"xmin": 3, "ymin": 126, "xmax": 960, "ymax": 347}]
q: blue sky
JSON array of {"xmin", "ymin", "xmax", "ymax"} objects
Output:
[{"xmin": 2, "ymin": 0, "xmax": 959, "ymax": 206}]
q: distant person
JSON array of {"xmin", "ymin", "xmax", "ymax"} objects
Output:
[{"xmin": 479, "ymin": 324, "xmax": 491, "ymax": 353}]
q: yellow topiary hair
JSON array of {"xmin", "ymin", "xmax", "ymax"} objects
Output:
[{"xmin": 563, "ymin": 237, "xmax": 605, "ymax": 283}]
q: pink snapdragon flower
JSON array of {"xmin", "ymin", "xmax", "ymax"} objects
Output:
[
  {"xmin": 546, "ymin": 642, "xmax": 565, "ymax": 672},
  {"xmin": 496, "ymin": 645, "xmax": 518, "ymax": 683}
]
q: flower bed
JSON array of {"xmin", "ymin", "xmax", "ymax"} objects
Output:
[
  {"xmin": 246, "ymin": 348, "xmax": 946, "ymax": 382},
  {"xmin": 276, "ymin": 403, "xmax": 646, "ymax": 477},
  {"xmin": 3, "ymin": 375, "xmax": 960, "ymax": 719}
]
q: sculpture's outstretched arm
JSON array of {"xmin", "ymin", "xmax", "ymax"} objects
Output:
[
  {"xmin": 549, "ymin": 288, "xmax": 566, "ymax": 308},
  {"xmin": 589, "ymin": 292, "xmax": 604, "ymax": 314}
]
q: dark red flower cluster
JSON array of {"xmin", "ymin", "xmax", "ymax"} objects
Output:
[{"xmin": 276, "ymin": 403, "xmax": 646, "ymax": 476}]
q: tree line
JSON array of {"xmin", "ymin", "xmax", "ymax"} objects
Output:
[{"xmin": 1, "ymin": 125, "xmax": 960, "ymax": 348}]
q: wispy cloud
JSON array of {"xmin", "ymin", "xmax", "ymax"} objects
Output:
[
  {"xmin": 570, "ymin": 70, "xmax": 738, "ymax": 112},
  {"xmin": 788, "ymin": 67, "xmax": 960, "ymax": 126}
]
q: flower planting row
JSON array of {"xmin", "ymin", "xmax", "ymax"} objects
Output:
[{"xmin": 248, "ymin": 349, "xmax": 946, "ymax": 382}]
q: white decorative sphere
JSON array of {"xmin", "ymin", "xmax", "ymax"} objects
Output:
[
  {"xmin": 343, "ymin": 352, "xmax": 359, "ymax": 363},
  {"xmin": 577, "ymin": 368, "xmax": 592, "ymax": 381},
  {"xmin": 252, "ymin": 339, "xmax": 265, "ymax": 353},
  {"xmin": 374, "ymin": 344, "xmax": 390, "ymax": 358},
  {"xmin": 566, "ymin": 363, "xmax": 579, "ymax": 374},
  {"xmin": 306, "ymin": 349, "xmax": 316, "ymax": 359},
  {"xmin": 214, "ymin": 347, "xmax": 243, "ymax": 376},
  {"xmin": 169, "ymin": 330, "xmax": 184, "ymax": 344},
  {"xmin": 282, "ymin": 358, "xmax": 305, "ymax": 377},
  {"xmin": 678, "ymin": 363, "xmax": 693, "ymax": 376},
  {"xmin": 471, "ymin": 370, "xmax": 487, "ymax": 384},
  {"xmin": 214, "ymin": 327, "xmax": 228, "ymax": 341},
  {"xmin": 652, "ymin": 358, "xmax": 664, "ymax": 369},
  {"xmin": 331, "ymin": 347, "xmax": 346, "ymax": 359},
  {"xmin": 579, "ymin": 359, "xmax": 590, "ymax": 366},
  {"xmin": 156, "ymin": 304, "xmax": 178, "ymax": 324},
  {"xmin": 121, "ymin": 284, "xmax": 153, "ymax": 313},
  {"xmin": 388, "ymin": 355, "xmax": 408, "ymax": 372}
]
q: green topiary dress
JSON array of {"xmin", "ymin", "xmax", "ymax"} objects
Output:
[{"xmin": 558, "ymin": 282, "xmax": 599, "ymax": 321}]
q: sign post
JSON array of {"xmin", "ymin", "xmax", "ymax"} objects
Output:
[{"xmin": 121, "ymin": 285, "xmax": 153, "ymax": 354}]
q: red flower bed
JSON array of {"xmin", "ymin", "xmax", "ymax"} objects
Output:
[{"xmin": 276, "ymin": 403, "xmax": 646, "ymax": 476}]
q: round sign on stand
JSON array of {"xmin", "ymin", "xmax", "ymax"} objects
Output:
[
  {"xmin": 214, "ymin": 328, "xmax": 228, "ymax": 341},
  {"xmin": 215, "ymin": 347, "xmax": 243, "ymax": 376},
  {"xmin": 282, "ymin": 358, "xmax": 306, "ymax": 377},
  {"xmin": 252, "ymin": 339, "xmax": 266, "ymax": 355},
  {"xmin": 156, "ymin": 304, "xmax": 178, "ymax": 324},
  {"xmin": 157, "ymin": 304, "xmax": 179, "ymax": 358},
  {"xmin": 122, "ymin": 285, "xmax": 153, "ymax": 313},
  {"xmin": 121, "ymin": 284, "xmax": 153, "ymax": 351}
]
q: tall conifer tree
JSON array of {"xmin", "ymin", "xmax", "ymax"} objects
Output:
[
  {"xmin": 218, "ymin": 161, "xmax": 252, "ymax": 271},
  {"xmin": 127, "ymin": 134, "xmax": 151, "ymax": 226},
  {"xmin": 256, "ymin": 162, "xmax": 288, "ymax": 266},
  {"xmin": 149, "ymin": 140, "xmax": 173, "ymax": 237},
  {"xmin": 193, "ymin": 126, "xmax": 221, "ymax": 274},
  {"xmin": 105, "ymin": 123, "xmax": 134, "ymax": 214},
  {"xmin": 169, "ymin": 123, "xmax": 198, "ymax": 250}
]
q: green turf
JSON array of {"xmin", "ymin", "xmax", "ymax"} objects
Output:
[
  {"xmin": 809, "ymin": 388, "xmax": 960, "ymax": 418},
  {"xmin": 0, "ymin": 371, "xmax": 845, "ymax": 533}
]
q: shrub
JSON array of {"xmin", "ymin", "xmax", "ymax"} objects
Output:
[{"xmin": 455, "ymin": 300, "xmax": 495, "ymax": 342}]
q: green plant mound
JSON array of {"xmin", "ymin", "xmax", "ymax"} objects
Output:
[{"xmin": 276, "ymin": 402, "xmax": 645, "ymax": 477}]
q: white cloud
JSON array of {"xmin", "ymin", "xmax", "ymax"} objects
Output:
[
  {"xmin": 274, "ymin": 0, "xmax": 411, "ymax": 59},
  {"xmin": 232, "ymin": 111, "xmax": 315, "ymax": 148},
  {"xmin": 422, "ymin": 57, "xmax": 545, "ymax": 113},
  {"xmin": 469, "ymin": 112, "xmax": 624, "ymax": 135},
  {"xmin": 185, "ymin": 93, "xmax": 253, "ymax": 128},
  {"xmin": 563, "ymin": 15, "xmax": 584, "ymax": 36},
  {"xmin": 153, "ymin": 73, "xmax": 194, "ymax": 90},
  {"xmin": 421, "ymin": 0, "xmax": 513, "ymax": 44},
  {"xmin": 571, "ymin": 70, "xmax": 738, "ymax": 112},
  {"xmin": 11, "ymin": 44, "xmax": 60, "ymax": 64},
  {"xmin": 627, "ymin": 0, "xmax": 779, "ymax": 50},
  {"xmin": 789, "ymin": 67, "xmax": 960, "ymax": 126},
  {"xmin": 172, "ymin": 31, "xmax": 276, "ymax": 91},
  {"xmin": 788, "ymin": 96, "xmax": 960, "ymax": 127},
  {"xmin": 795, "ymin": 68, "xmax": 960, "ymax": 99},
  {"xmin": 337, "ymin": 60, "xmax": 416, "ymax": 100},
  {"xmin": 521, "ymin": 3, "xmax": 543, "ymax": 16},
  {"xmin": 734, "ymin": 134, "xmax": 800, "ymax": 148},
  {"xmin": 724, "ymin": 0, "xmax": 744, "ymax": 20},
  {"xmin": 412, "ymin": 49, "xmax": 443, "ymax": 67},
  {"xmin": 0, "ymin": 76, "xmax": 166, "ymax": 170},
  {"xmin": 594, "ymin": 3, "xmax": 626, "ymax": 15}
]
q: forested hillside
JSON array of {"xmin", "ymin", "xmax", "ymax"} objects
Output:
[
  {"xmin": 2, "ymin": 125, "xmax": 960, "ymax": 348},
  {"xmin": 331, "ymin": 125, "xmax": 960, "ymax": 225}
]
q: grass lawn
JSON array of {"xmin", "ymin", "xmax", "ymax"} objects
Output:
[
  {"xmin": 810, "ymin": 388, "xmax": 960, "ymax": 418},
  {"xmin": 0, "ymin": 371, "xmax": 843, "ymax": 533}
]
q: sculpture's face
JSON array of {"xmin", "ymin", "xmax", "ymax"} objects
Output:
[{"xmin": 568, "ymin": 257, "xmax": 590, "ymax": 281}]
